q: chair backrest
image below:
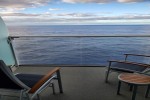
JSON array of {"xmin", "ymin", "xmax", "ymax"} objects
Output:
[
  {"xmin": 143, "ymin": 67, "xmax": 150, "ymax": 76},
  {"xmin": 0, "ymin": 60, "xmax": 29, "ymax": 90}
]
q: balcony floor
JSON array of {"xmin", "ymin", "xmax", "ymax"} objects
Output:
[{"xmin": 1, "ymin": 67, "xmax": 149, "ymax": 100}]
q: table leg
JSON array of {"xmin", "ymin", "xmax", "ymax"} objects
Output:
[
  {"xmin": 132, "ymin": 85, "xmax": 138, "ymax": 100},
  {"xmin": 117, "ymin": 81, "xmax": 121, "ymax": 95},
  {"xmin": 145, "ymin": 85, "xmax": 150, "ymax": 98},
  {"xmin": 130, "ymin": 84, "xmax": 133, "ymax": 91}
]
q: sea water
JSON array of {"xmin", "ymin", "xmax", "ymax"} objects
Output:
[{"xmin": 8, "ymin": 25, "xmax": 150, "ymax": 66}]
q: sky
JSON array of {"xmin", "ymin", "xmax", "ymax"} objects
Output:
[{"xmin": 0, "ymin": 0, "xmax": 150, "ymax": 25}]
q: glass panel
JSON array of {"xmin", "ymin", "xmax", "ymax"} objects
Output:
[{"xmin": 13, "ymin": 37, "xmax": 150, "ymax": 66}]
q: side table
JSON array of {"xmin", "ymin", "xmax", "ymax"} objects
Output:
[{"xmin": 117, "ymin": 73, "xmax": 150, "ymax": 100}]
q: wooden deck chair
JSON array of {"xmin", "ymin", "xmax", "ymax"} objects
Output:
[
  {"xmin": 105, "ymin": 54, "xmax": 150, "ymax": 83},
  {"xmin": 0, "ymin": 16, "xmax": 63, "ymax": 99},
  {"xmin": 0, "ymin": 60, "xmax": 63, "ymax": 100}
]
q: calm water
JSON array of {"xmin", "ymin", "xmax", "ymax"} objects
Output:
[{"xmin": 8, "ymin": 25, "xmax": 150, "ymax": 66}]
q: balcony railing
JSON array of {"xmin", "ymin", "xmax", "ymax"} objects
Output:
[{"xmin": 10, "ymin": 35, "xmax": 150, "ymax": 67}]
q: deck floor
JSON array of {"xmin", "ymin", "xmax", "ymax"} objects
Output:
[{"xmin": 0, "ymin": 67, "xmax": 149, "ymax": 100}]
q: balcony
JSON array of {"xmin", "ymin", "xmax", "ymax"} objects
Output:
[{"xmin": 1, "ymin": 35, "xmax": 150, "ymax": 100}]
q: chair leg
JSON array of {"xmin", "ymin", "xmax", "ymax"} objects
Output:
[
  {"xmin": 105, "ymin": 68, "xmax": 111, "ymax": 83},
  {"xmin": 129, "ymin": 84, "xmax": 133, "ymax": 91},
  {"xmin": 117, "ymin": 81, "xmax": 121, "ymax": 95},
  {"xmin": 37, "ymin": 94, "xmax": 40, "ymax": 100},
  {"xmin": 145, "ymin": 85, "xmax": 150, "ymax": 98},
  {"xmin": 25, "ymin": 93, "xmax": 31, "ymax": 100},
  {"xmin": 105, "ymin": 61, "xmax": 112, "ymax": 83},
  {"xmin": 19, "ymin": 90, "xmax": 24, "ymax": 100},
  {"xmin": 20, "ymin": 90, "xmax": 31, "ymax": 100},
  {"xmin": 0, "ymin": 95, "xmax": 3, "ymax": 100},
  {"xmin": 132, "ymin": 85, "xmax": 138, "ymax": 100},
  {"xmin": 50, "ymin": 83, "xmax": 55, "ymax": 94},
  {"xmin": 57, "ymin": 70, "xmax": 63, "ymax": 93}
]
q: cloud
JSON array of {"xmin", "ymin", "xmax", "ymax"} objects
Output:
[
  {"xmin": 62, "ymin": 0, "xmax": 148, "ymax": 3},
  {"xmin": 0, "ymin": 0, "xmax": 52, "ymax": 8},
  {"xmin": 0, "ymin": 0, "xmax": 148, "ymax": 10},
  {"xmin": 0, "ymin": 0, "xmax": 148, "ymax": 9},
  {"xmin": 49, "ymin": 8, "xmax": 62, "ymax": 11},
  {"xmin": 1, "ymin": 12, "xmax": 96, "ymax": 18},
  {"xmin": 62, "ymin": 0, "xmax": 112, "ymax": 3},
  {"xmin": 0, "ymin": 0, "xmax": 53, "ymax": 15},
  {"xmin": 2, "ymin": 12, "xmax": 150, "ymax": 25},
  {"xmin": 0, "ymin": 8, "xmax": 26, "ymax": 14},
  {"xmin": 0, "ymin": 13, "xmax": 41, "ymax": 17},
  {"xmin": 57, "ymin": 13, "xmax": 97, "ymax": 17},
  {"xmin": 118, "ymin": 0, "xmax": 144, "ymax": 3}
]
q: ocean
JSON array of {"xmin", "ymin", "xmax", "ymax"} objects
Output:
[{"xmin": 8, "ymin": 25, "xmax": 150, "ymax": 66}]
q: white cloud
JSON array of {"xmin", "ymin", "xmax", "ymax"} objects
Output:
[
  {"xmin": 0, "ymin": 0, "xmax": 52, "ymax": 8},
  {"xmin": 62, "ymin": 0, "xmax": 148, "ymax": 3},
  {"xmin": 0, "ymin": 13, "xmax": 41, "ymax": 17},
  {"xmin": 118, "ymin": 0, "xmax": 143, "ymax": 3},
  {"xmin": 62, "ymin": 0, "xmax": 112, "ymax": 3},
  {"xmin": 0, "ymin": 0, "xmax": 53, "ymax": 14},
  {"xmin": 0, "ymin": 0, "xmax": 149, "ymax": 25},
  {"xmin": 0, "ymin": 8, "xmax": 26, "ymax": 14},
  {"xmin": 2, "ymin": 12, "xmax": 150, "ymax": 25},
  {"xmin": 49, "ymin": 8, "xmax": 62, "ymax": 11},
  {"xmin": 57, "ymin": 13, "xmax": 97, "ymax": 17},
  {"xmin": 0, "ymin": 0, "xmax": 148, "ymax": 10}
]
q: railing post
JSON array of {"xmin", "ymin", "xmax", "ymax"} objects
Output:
[{"xmin": 124, "ymin": 54, "xmax": 128, "ymax": 61}]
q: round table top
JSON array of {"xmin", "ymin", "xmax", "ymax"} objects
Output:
[{"xmin": 118, "ymin": 73, "xmax": 150, "ymax": 85}]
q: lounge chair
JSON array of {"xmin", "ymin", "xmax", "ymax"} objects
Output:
[
  {"xmin": 0, "ymin": 60, "xmax": 63, "ymax": 100},
  {"xmin": 105, "ymin": 54, "xmax": 150, "ymax": 83}
]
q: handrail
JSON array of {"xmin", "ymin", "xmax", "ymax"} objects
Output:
[
  {"xmin": 9, "ymin": 35, "xmax": 150, "ymax": 39},
  {"xmin": 19, "ymin": 64, "xmax": 105, "ymax": 67}
]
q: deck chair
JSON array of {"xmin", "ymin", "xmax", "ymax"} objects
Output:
[
  {"xmin": 0, "ymin": 60, "xmax": 63, "ymax": 100},
  {"xmin": 105, "ymin": 54, "xmax": 150, "ymax": 83}
]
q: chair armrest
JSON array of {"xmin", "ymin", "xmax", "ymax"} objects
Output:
[
  {"xmin": 108, "ymin": 60, "xmax": 150, "ymax": 68},
  {"xmin": 124, "ymin": 54, "xmax": 150, "ymax": 58},
  {"xmin": 29, "ymin": 67, "xmax": 60, "ymax": 93},
  {"xmin": 123, "ymin": 54, "xmax": 150, "ymax": 62}
]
